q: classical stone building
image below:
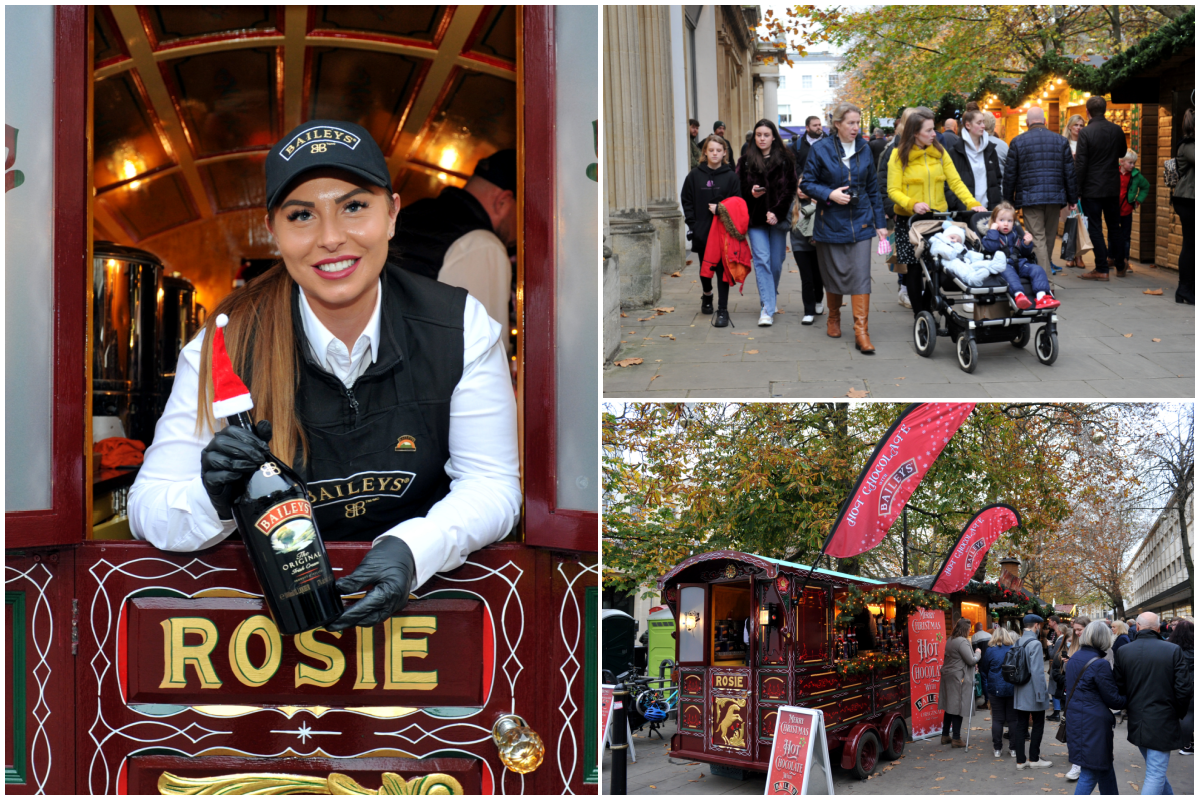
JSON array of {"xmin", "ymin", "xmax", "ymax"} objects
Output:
[{"xmin": 603, "ymin": 5, "xmax": 761, "ymax": 361}]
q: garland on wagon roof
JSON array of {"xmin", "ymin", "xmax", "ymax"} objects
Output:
[
  {"xmin": 968, "ymin": 8, "xmax": 1195, "ymax": 108},
  {"xmin": 966, "ymin": 580, "xmax": 1054, "ymax": 619},
  {"xmin": 835, "ymin": 585, "xmax": 951, "ymax": 618},
  {"xmin": 833, "ymin": 651, "xmax": 908, "ymax": 677}
]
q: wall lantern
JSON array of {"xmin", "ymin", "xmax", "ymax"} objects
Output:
[{"xmin": 682, "ymin": 612, "xmax": 699, "ymax": 631}]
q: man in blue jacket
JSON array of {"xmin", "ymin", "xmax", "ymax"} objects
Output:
[
  {"xmin": 1013, "ymin": 614, "xmax": 1054, "ymax": 770},
  {"xmin": 1003, "ymin": 107, "xmax": 1077, "ymax": 276}
]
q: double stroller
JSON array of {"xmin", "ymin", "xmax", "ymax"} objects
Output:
[{"xmin": 908, "ymin": 211, "xmax": 1059, "ymax": 373}]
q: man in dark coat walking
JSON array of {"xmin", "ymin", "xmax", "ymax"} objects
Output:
[
  {"xmin": 1114, "ymin": 611, "xmax": 1191, "ymax": 794},
  {"xmin": 1003, "ymin": 107, "xmax": 1076, "ymax": 275},
  {"xmin": 1075, "ymin": 95, "xmax": 1130, "ymax": 280},
  {"xmin": 792, "ymin": 115, "xmax": 825, "ymax": 183}
]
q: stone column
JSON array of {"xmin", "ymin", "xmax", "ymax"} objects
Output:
[
  {"xmin": 639, "ymin": 5, "xmax": 685, "ymax": 275},
  {"xmin": 761, "ymin": 72, "xmax": 779, "ymax": 128},
  {"xmin": 604, "ymin": 5, "xmax": 660, "ymax": 308}
]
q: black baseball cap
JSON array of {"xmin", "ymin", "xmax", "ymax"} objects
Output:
[
  {"xmin": 266, "ymin": 120, "xmax": 392, "ymax": 209},
  {"xmin": 472, "ymin": 148, "xmax": 517, "ymax": 194}
]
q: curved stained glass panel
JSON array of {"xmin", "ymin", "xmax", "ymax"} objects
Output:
[
  {"xmin": 93, "ymin": 71, "xmax": 174, "ymax": 189},
  {"xmin": 469, "ymin": 6, "xmax": 516, "ymax": 64},
  {"xmin": 308, "ymin": 48, "xmax": 422, "ymax": 148},
  {"xmin": 146, "ymin": 6, "xmax": 278, "ymax": 47},
  {"xmin": 100, "ymin": 172, "xmax": 198, "ymax": 241},
  {"xmin": 199, "ymin": 154, "xmax": 268, "ymax": 212},
  {"xmin": 412, "ymin": 71, "xmax": 516, "ymax": 177},
  {"xmin": 165, "ymin": 47, "xmax": 278, "ymax": 156},
  {"xmin": 94, "ymin": 7, "xmax": 127, "ymax": 66},
  {"xmin": 314, "ymin": 7, "xmax": 445, "ymax": 42}
]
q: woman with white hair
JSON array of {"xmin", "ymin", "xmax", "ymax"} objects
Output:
[{"xmin": 1064, "ymin": 620, "xmax": 1127, "ymax": 794}]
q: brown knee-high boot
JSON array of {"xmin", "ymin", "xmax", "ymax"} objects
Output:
[
  {"xmin": 826, "ymin": 293, "xmax": 843, "ymax": 338},
  {"xmin": 852, "ymin": 294, "xmax": 875, "ymax": 354}
]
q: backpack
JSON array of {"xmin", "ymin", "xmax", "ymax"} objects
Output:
[
  {"xmin": 1164, "ymin": 158, "xmax": 1181, "ymax": 189},
  {"xmin": 1002, "ymin": 639, "xmax": 1032, "ymax": 685}
]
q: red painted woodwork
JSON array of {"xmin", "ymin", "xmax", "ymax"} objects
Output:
[
  {"xmin": 125, "ymin": 755, "xmax": 482, "ymax": 795},
  {"xmin": 73, "ymin": 540, "xmax": 593, "ymax": 795},
  {"xmin": 520, "ymin": 5, "xmax": 597, "ymax": 554},
  {"xmin": 122, "ymin": 597, "xmax": 485, "ymax": 707},
  {"xmin": 5, "ymin": 5, "xmax": 88, "ymax": 549},
  {"xmin": 4, "ymin": 548, "xmax": 77, "ymax": 795}
]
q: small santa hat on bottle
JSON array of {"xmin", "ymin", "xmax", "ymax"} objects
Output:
[{"xmin": 211, "ymin": 314, "xmax": 254, "ymax": 418}]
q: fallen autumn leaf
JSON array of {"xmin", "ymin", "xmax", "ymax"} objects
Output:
[
  {"xmin": 1152, "ymin": 338, "xmax": 1161, "ymax": 342},
  {"xmin": 613, "ymin": 358, "xmax": 644, "ymax": 367},
  {"xmin": 660, "ymin": 334, "xmax": 676, "ymax": 340},
  {"xmin": 747, "ymin": 349, "xmax": 759, "ymax": 354},
  {"xmin": 847, "ymin": 388, "xmax": 869, "ymax": 398},
  {"xmin": 1124, "ymin": 333, "xmax": 1133, "ymax": 337},
  {"xmin": 654, "ymin": 306, "xmax": 675, "ymax": 313},
  {"xmin": 1144, "ymin": 288, "xmax": 1163, "ymax": 295},
  {"xmin": 669, "ymin": 271, "xmax": 682, "ymax": 277}
]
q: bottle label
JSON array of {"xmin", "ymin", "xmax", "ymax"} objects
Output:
[{"xmin": 254, "ymin": 498, "xmax": 331, "ymax": 597}]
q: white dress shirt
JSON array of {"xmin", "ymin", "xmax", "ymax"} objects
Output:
[
  {"xmin": 439, "ymin": 229, "xmax": 511, "ymax": 328},
  {"xmin": 129, "ymin": 282, "xmax": 522, "ymax": 591}
]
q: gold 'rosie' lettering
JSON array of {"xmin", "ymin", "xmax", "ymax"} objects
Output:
[
  {"xmin": 160, "ymin": 618, "xmax": 222, "ymax": 689},
  {"xmin": 713, "ymin": 674, "xmax": 746, "ymax": 689},
  {"xmin": 294, "ymin": 628, "xmax": 345, "ymax": 688},
  {"xmin": 156, "ymin": 614, "xmax": 439, "ymax": 691},
  {"xmin": 229, "ymin": 615, "xmax": 283, "ymax": 687},
  {"xmin": 384, "ymin": 616, "xmax": 438, "ymax": 690},
  {"xmin": 354, "ymin": 625, "xmax": 377, "ymax": 690}
]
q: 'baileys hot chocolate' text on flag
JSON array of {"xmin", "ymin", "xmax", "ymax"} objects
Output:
[
  {"xmin": 930, "ymin": 504, "xmax": 1021, "ymax": 594},
  {"xmin": 803, "ymin": 403, "xmax": 976, "ymax": 563}
]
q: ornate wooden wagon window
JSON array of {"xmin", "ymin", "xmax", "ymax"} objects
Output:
[
  {"xmin": 677, "ymin": 584, "xmax": 708, "ymax": 665},
  {"xmin": 710, "ymin": 582, "xmax": 751, "ymax": 666}
]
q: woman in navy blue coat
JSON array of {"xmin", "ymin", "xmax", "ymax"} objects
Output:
[
  {"xmin": 800, "ymin": 102, "xmax": 887, "ymax": 354},
  {"xmin": 1065, "ymin": 621, "xmax": 1127, "ymax": 795},
  {"xmin": 980, "ymin": 625, "xmax": 1017, "ymax": 756}
]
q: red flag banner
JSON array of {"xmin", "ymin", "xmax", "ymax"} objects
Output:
[
  {"xmin": 822, "ymin": 403, "xmax": 975, "ymax": 559},
  {"xmin": 908, "ymin": 608, "xmax": 946, "ymax": 740},
  {"xmin": 930, "ymin": 504, "xmax": 1021, "ymax": 594}
]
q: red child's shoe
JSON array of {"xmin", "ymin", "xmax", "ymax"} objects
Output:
[
  {"xmin": 1013, "ymin": 292, "xmax": 1033, "ymax": 310},
  {"xmin": 1035, "ymin": 295, "xmax": 1060, "ymax": 310}
]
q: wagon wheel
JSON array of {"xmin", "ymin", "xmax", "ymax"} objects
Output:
[
  {"xmin": 883, "ymin": 717, "xmax": 907, "ymax": 760},
  {"xmin": 851, "ymin": 729, "xmax": 881, "ymax": 780}
]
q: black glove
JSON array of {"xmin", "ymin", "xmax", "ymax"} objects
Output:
[
  {"xmin": 199, "ymin": 419, "xmax": 273, "ymax": 520},
  {"xmin": 326, "ymin": 537, "xmax": 416, "ymax": 631}
]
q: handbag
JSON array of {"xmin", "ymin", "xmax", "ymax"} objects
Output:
[
  {"xmin": 1060, "ymin": 216, "xmax": 1078, "ymax": 261},
  {"xmin": 1164, "ymin": 158, "xmax": 1181, "ymax": 189},
  {"xmin": 1075, "ymin": 213, "xmax": 1095, "ymax": 256},
  {"xmin": 1055, "ymin": 655, "xmax": 1101, "ymax": 743}
]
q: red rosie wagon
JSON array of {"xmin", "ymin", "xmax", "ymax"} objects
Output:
[{"xmin": 659, "ymin": 550, "xmax": 917, "ymax": 781}]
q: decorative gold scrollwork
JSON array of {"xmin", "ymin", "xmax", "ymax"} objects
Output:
[{"xmin": 156, "ymin": 771, "xmax": 464, "ymax": 795}]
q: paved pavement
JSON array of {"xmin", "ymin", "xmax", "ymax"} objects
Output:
[
  {"xmin": 602, "ymin": 706, "xmax": 1195, "ymax": 795},
  {"xmin": 604, "ymin": 240, "xmax": 1194, "ymax": 399}
]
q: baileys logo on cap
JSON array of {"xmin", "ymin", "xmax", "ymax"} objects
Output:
[{"xmin": 280, "ymin": 126, "xmax": 362, "ymax": 161}]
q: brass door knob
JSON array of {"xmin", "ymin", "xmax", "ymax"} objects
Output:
[{"xmin": 492, "ymin": 714, "xmax": 545, "ymax": 774}]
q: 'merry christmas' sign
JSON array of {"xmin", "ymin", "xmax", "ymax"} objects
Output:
[
  {"xmin": 764, "ymin": 706, "xmax": 833, "ymax": 795},
  {"xmin": 908, "ymin": 607, "xmax": 946, "ymax": 740}
]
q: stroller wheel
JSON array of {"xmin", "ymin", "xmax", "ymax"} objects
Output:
[
  {"xmin": 1035, "ymin": 325, "xmax": 1059, "ymax": 365},
  {"xmin": 913, "ymin": 311, "xmax": 937, "ymax": 358},
  {"xmin": 957, "ymin": 335, "xmax": 978, "ymax": 374},
  {"xmin": 1011, "ymin": 325, "xmax": 1031, "ymax": 349}
]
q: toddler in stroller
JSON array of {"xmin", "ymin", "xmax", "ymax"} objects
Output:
[{"xmin": 981, "ymin": 202, "xmax": 1060, "ymax": 311}]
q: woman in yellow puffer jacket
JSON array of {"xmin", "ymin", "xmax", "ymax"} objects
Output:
[{"xmin": 888, "ymin": 106, "xmax": 986, "ymax": 316}]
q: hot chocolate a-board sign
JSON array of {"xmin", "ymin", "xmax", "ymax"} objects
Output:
[
  {"xmin": 908, "ymin": 607, "xmax": 946, "ymax": 740},
  {"xmin": 763, "ymin": 706, "xmax": 834, "ymax": 795}
]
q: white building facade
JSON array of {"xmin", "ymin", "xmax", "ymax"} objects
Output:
[
  {"xmin": 1127, "ymin": 481, "xmax": 1194, "ymax": 619},
  {"xmin": 777, "ymin": 50, "xmax": 844, "ymax": 136}
]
